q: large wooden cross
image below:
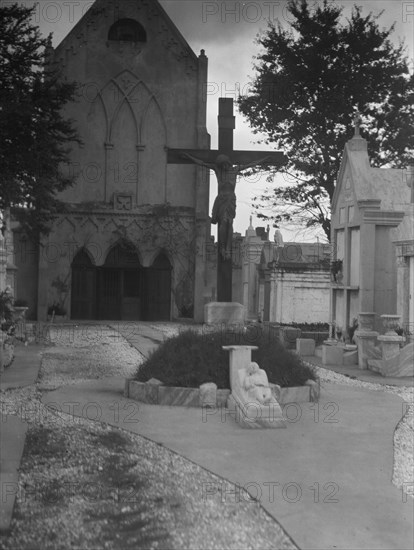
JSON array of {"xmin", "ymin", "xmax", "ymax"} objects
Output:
[{"xmin": 167, "ymin": 98, "xmax": 286, "ymax": 303}]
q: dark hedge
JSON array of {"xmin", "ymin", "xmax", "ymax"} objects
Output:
[{"xmin": 134, "ymin": 327, "xmax": 316, "ymax": 389}]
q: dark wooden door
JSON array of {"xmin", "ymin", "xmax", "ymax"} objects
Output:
[
  {"xmin": 121, "ymin": 269, "xmax": 141, "ymax": 320},
  {"xmin": 99, "ymin": 269, "xmax": 121, "ymax": 319},
  {"xmin": 145, "ymin": 255, "xmax": 172, "ymax": 321},
  {"xmin": 71, "ymin": 266, "xmax": 96, "ymax": 319}
]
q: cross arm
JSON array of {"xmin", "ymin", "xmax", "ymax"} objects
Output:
[
  {"xmin": 167, "ymin": 148, "xmax": 219, "ymax": 165},
  {"xmin": 232, "ymin": 151, "xmax": 286, "ymax": 168}
]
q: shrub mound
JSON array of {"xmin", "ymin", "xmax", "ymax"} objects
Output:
[{"xmin": 135, "ymin": 327, "xmax": 316, "ymax": 389}]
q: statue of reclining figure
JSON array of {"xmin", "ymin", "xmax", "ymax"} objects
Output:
[
  {"xmin": 228, "ymin": 361, "xmax": 286, "ymax": 428},
  {"xmin": 242, "ymin": 362, "xmax": 274, "ymax": 404}
]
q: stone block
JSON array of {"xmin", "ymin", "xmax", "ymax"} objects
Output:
[
  {"xmin": 157, "ymin": 386, "xmax": 200, "ymax": 407},
  {"xmin": 369, "ymin": 342, "xmax": 414, "ymax": 378},
  {"xmin": 128, "ymin": 381, "xmax": 147, "ymax": 402},
  {"xmin": 145, "ymin": 380, "xmax": 162, "ymax": 404},
  {"xmin": 322, "ymin": 344, "xmax": 344, "ymax": 365},
  {"xmin": 216, "ymin": 389, "xmax": 231, "ymax": 407},
  {"xmin": 343, "ymin": 350, "xmax": 358, "ymax": 366},
  {"xmin": 204, "ymin": 302, "xmax": 245, "ymax": 325},
  {"xmin": 367, "ymin": 359, "xmax": 382, "ymax": 373},
  {"xmin": 356, "ymin": 330, "xmax": 379, "ymax": 369},
  {"xmin": 199, "ymin": 382, "xmax": 217, "ymax": 408},
  {"xmin": 146, "ymin": 378, "xmax": 164, "ymax": 386},
  {"xmin": 279, "ymin": 386, "xmax": 311, "ymax": 404},
  {"xmin": 296, "ymin": 338, "xmax": 315, "ymax": 356}
]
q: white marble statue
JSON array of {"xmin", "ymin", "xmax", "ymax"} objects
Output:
[{"xmin": 242, "ymin": 362, "xmax": 273, "ymax": 405}]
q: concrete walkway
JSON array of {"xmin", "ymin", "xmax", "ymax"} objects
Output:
[
  {"xmin": 1, "ymin": 326, "xmax": 413, "ymax": 549},
  {"xmin": 0, "ymin": 345, "xmax": 44, "ymax": 533},
  {"xmin": 42, "ymin": 377, "xmax": 414, "ymax": 549}
]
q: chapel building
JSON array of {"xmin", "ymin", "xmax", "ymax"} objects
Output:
[{"xmin": 14, "ymin": 0, "xmax": 211, "ymax": 322}]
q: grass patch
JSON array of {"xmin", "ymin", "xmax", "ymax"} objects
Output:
[
  {"xmin": 135, "ymin": 327, "xmax": 316, "ymax": 389},
  {"xmin": 94, "ymin": 430, "xmax": 131, "ymax": 451},
  {"xmin": 24, "ymin": 427, "xmax": 67, "ymax": 459}
]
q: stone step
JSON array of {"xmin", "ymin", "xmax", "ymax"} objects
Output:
[{"xmin": 367, "ymin": 359, "xmax": 382, "ymax": 373}]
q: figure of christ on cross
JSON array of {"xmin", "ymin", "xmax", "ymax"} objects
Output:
[
  {"xmin": 167, "ymin": 98, "xmax": 286, "ymax": 302},
  {"xmin": 182, "ymin": 152, "xmax": 271, "ymax": 261}
]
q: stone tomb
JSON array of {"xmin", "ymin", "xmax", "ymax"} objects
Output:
[{"xmin": 330, "ymin": 115, "xmax": 411, "ymax": 335}]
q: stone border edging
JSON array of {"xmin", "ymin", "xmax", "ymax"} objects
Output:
[{"xmin": 124, "ymin": 378, "xmax": 320, "ymax": 407}]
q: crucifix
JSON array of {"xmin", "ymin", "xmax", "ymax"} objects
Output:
[
  {"xmin": 167, "ymin": 98, "xmax": 286, "ymax": 302},
  {"xmin": 353, "ymin": 111, "xmax": 362, "ymax": 137}
]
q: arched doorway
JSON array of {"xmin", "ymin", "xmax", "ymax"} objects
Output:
[
  {"xmin": 145, "ymin": 253, "xmax": 172, "ymax": 321},
  {"xmin": 98, "ymin": 243, "xmax": 142, "ymax": 320},
  {"xmin": 71, "ymin": 249, "xmax": 97, "ymax": 319}
]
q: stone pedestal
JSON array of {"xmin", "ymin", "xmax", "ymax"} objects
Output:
[
  {"xmin": 355, "ymin": 330, "xmax": 379, "ymax": 369},
  {"xmin": 358, "ymin": 312, "xmax": 376, "ymax": 331},
  {"xmin": 377, "ymin": 334, "xmax": 405, "ymax": 360},
  {"xmin": 222, "ymin": 345, "xmax": 258, "ymax": 389},
  {"xmin": 322, "ymin": 344, "xmax": 344, "ymax": 365},
  {"xmin": 296, "ymin": 338, "xmax": 316, "ymax": 356},
  {"xmin": 204, "ymin": 302, "xmax": 245, "ymax": 325}
]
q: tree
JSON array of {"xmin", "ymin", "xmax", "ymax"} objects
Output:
[
  {"xmin": 238, "ymin": 0, "xmax": 414, "ymax": 238},
  {"xmin": 0, "ymin": 3, "xmax": 80, "ymax": 239}
]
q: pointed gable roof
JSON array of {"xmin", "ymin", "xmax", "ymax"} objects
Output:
[
  {"xmin": 54, "ymin": 0, "xmax": 198, "ymax": 63},
  {"xmin": 333, "ymin": 133, "xmax": 410, "ymax": 214}
]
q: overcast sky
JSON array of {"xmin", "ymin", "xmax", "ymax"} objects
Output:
[{"xmin": 30, "ymin": 0, "xmax": 414, "ymax": 242}]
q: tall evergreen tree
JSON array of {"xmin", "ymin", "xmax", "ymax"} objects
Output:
[
  {"xmin": 0, "ymin": 3, "xmax": 80, "ymax": 239},
  {"xmin": 238, "ymin": 0, "xmax": 414, "ymax": 238}
]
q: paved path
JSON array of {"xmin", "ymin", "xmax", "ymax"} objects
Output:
[
  {"xmin": 42, "ymin": 377, "xmax": 413, "ymax": 549},
  {"xmin": 2, "ymin": 325, "xmax": 414, "ymax": 549},
  {"xmin": 0, "ymin": 345, "xmax": 44, "ymax": 533},
  {"xmin": 109, "ymin": 322, "xmax": 166, "ymax": 358}
]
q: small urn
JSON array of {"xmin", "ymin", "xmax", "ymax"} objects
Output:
[{"xmin": 380, "ymin": 314, "xmax": 401, "ymax": 336}]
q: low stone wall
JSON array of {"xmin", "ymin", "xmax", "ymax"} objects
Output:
[{"xmin": 124, "ymin": 378, "xmax": 320, "ymax": 407}]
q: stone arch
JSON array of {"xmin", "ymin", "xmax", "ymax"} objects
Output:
[
  {"xmin": 138, "ymin": 96, "xmax": 168, "ymax": 204},
  {"xmin": 98, "ymin": 242, "xmax": 143, "ymax": 320},
  {"xmin": 109, "ymin": 96, "xmax": 139, "ymax": 144},
  {"xmin": 104, "ymin": 241, "xmax": 141, "ymax": 268},
  {"xmin": 141, "ymin": 95, "xmax": 168, "ymax": 142},
  {"xmin": 88, "ymin": 92, "xmax": 109, "ymax": 142}
]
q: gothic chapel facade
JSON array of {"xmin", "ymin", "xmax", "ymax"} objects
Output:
[{"xmin": 18, "ymin": 0, "xmax": 211, "ymax": 322}]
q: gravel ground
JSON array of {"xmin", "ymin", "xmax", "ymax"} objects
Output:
[
  {"xmin": 0, "ymin": 325, "xmax": 297, "ymax": 550},
  {"xmin": 1, "ymin": 324, "xmax": 412, "ymax": 550}
]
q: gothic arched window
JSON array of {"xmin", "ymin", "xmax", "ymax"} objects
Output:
[{"xmin": 108, "ymin": 19, "xmax": 146, "ymax": 42}]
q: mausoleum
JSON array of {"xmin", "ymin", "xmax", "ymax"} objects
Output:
[
  {"xmin": 233, "ymin": 220, "xmax": 331, "ymax": 324},
  {"xmin": 330, "ymin": 121, "xmax": 413, "ymax": 336}
]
